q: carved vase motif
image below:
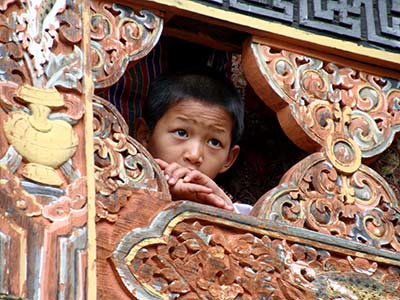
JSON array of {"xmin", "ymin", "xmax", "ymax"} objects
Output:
[{"xmin": 4, "ymin": 85, "xmax": 78, "ymax": 186}]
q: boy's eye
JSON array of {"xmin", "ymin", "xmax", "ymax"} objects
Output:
[
  {"xmin": 174, "ymin": 129, "xmax": 188, "ymax": 138},
  {"xmin": 208, "ymin": 138, "xmax": 222, "ymax": 147}
]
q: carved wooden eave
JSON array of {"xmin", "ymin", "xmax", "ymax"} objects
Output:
[{"xmin": 1, "ymin": 0, "xmax": 400, "ymax": 299}]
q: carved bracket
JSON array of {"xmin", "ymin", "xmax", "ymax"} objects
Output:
[
  {"xmin": 242, "ymin": 38, "xmax": 400, "ymax": 254},
  {"xmin": 243, "ymin": 40, "xmax": 400, "ymax": 159},
  {"xmin": 90, "ymin": 2, "xmax": 163, "ymax": 89},
  {"xmin": 93, "ymin": 95, "xmax": 170, "ymax": 222}
]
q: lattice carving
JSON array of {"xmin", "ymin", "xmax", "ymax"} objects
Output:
[
  {"xmin": 90, "ymin": 1, "xmax": 163, "ymax": 89},
  {"xmin": 93, "ymin": 96, "xmax": 170, "ymax": 222},
  {"xmin": 229, "ymin": 0, "xmax": 294, "ymax": 21},
  {"xmin": 111, "ymin": 202, "xmax": 400, "ymax": 300}
]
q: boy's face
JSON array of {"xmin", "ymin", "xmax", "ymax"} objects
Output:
[{"xmin": 138, "ymin": 99, "xmax": 240, "ymax": 180}]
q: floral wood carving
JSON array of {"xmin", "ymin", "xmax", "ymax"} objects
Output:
[
  {"xmin": 0, "ymin": 0, "xmax": 85, "ymax": 185},
  {"xmin": 90, "ymin": 1, "xmax": 163, "ymax": 89},
  {"xmin": 244, "ymin": 41, "xmax": 400, "ymax": 159},
  {"xmin": 252, "ymin": 152, "xmax": 400, "ymax": 252},
  {"xmin": 0, "ymin": 0, "xmax": 83, "ymax": 88},
  {"xmin": 0, "ymin": 1, "xmax": 88, "ymax": 298},
  {"xmin": 243, "ymin": 38, "xmax": 400, "ymax": 254},
  {"xmin": 93, "ymin": 95, "xmax": 170, "ymax": 222},
  {"xmin": 111, "ymin": 202, "xmax": 400, "ymax": 300}
]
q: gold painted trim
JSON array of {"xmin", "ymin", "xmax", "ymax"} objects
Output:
[
  {"xmin": 83, "ymin": 0, "xmax": 97, "ymax": 299},
  {"xmin": 135, "ymin": 0, "xmax": 400, "ymax": 72}
]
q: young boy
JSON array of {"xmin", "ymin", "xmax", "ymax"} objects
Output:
[{"xmin": 135, "ymin": 70, "xmax": 249, "ymax": 213}]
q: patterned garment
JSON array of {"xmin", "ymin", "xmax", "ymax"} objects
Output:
[{"xmin": 95, "ymin": 40, "xmax": 166, "ymax": 136}]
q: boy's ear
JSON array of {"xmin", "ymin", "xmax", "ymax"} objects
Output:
[
  {"xmin": 135, "ymin": 117, "xmax": 151, "ymax": 148},
  {"xmin": 219, "ymin": 145, "xmax": 240, "ymax": 174}
]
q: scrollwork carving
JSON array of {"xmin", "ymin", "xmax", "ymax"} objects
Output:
[
  {"xmin": 248, "ymin": 43, "xmax": 400, "ymax": 159},
  {"xmin": 252, "ymin": 152, "xmax": 400, "ymax": 252},
  {"xmin": 93, "ymin": 96, "xmax": 170, "ymax": 222},
  {"xmin": 244, "ymin": 39, "xmax": 400, "ymax": 257},
  {"xmin": 90, "ymin": 2, "xmax": 163, "ymax": 88}
]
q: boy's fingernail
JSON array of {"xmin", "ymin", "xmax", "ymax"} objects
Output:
[{"xmin": 165, "ymin": 174, "xmax": 169, "ymax": 180}]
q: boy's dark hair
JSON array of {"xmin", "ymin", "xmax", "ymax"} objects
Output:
[{"xmin": 143, "ymin": 69, "xmax": 244, "ymax": 146}]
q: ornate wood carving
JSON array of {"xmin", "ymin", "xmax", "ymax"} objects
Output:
[
  {"xmin": 93, "ymin": 95, "xmax": 170, "ymax": 222},
  {"xmin": 242, "ymin": 38, "xmax": 400, "ymax": 254},
  {"xmin": 251, "ymin": 152, "xmax": 400, "ymax": 251},
  {"xmin": 93, "ymin": 96, "xmax": 172, "ymax": 299},
  {"xmin": 110, "ymin": 202, "xmax": 400, "ymax": 300},
  {"xmin": 0, "ymin": 1, "xmax": 89, "ymax": 298},
  {"xmin": 0, "ymin": 0, "xmax": 164, "ymax": 297},
  {"xmin": 243, "ymin": 41, "xmax": 400, "ymax": 158},
  {"xmin": 4, "ymin": 84, "xmax": 78, "ymax": 186},
  {"xmin": 2, "ymin": 0, "xmax": 399, "ymax": 299},
  {"xmin": 90, "ymin": 2, "xmax": 163, "ymax": 88}
]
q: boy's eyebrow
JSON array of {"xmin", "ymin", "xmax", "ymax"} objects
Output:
[{"xmin": 175, "ymin": 116, "xmax": 230, "ymax": 133}]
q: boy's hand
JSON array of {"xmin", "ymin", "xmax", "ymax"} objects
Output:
[{"xmin": 155, "ymin": 159, "xmax": 234, "ymax": 211}]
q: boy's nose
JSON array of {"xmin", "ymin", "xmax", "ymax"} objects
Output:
[{"xmin": 183, "ymin": 142, "xmax": 203, "ymax": 166}]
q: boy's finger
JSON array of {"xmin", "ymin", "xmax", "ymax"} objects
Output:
[
  {"xmin": 169, "ymin": 167, "xmax": 192, "ymax": 184},
  {"xmin": 163, "ymin": 162, "xmax": 183, "ymax": 176},
  {"xmin": 159, "ymin": 162, "xmax": 182, "ymax": 183},
  {"xmin": 196, "ymin": 193, "xmax": 234, "ymax": 211},
  {"xmin": 155, "ymin": 158, "xmax": 168, "ymax": 170},
  {"xmin": 183, "ymin": 170, "xmax": 211, "ymax": 186},
  {"xmin": 179, "ymin": 182, "xmax": 213, "ymax": 194}
]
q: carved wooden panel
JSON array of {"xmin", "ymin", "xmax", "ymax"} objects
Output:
[
  {"xmin": 93, "ymin": 95, "xmax": 170, "ymax": 223},
  {"xmin": 107, "ymin": 201, "xmax": 400, "ymax": 299},
  {"xmin": 241, "ymin": 37, "xmax": 400, "ymax": 262},
  {"xmin": 0, "ymin": 0, "xmax": 89, "ymax": 298},
  {"xmin": 0, "ymin": 0, "xmax": 164, "ymax": 297},
  {"xmin": 93, "ymin": 94, "xmax": 172, "ymax": 298}
]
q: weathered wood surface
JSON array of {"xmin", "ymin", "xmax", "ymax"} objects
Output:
[
  {"xmin": 0, "ymin": 0, "xmax": 90, "ymax": 299},
  {"xmin": 0, "ymin": 1, "xmax": 163, "ymax": 299}
]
